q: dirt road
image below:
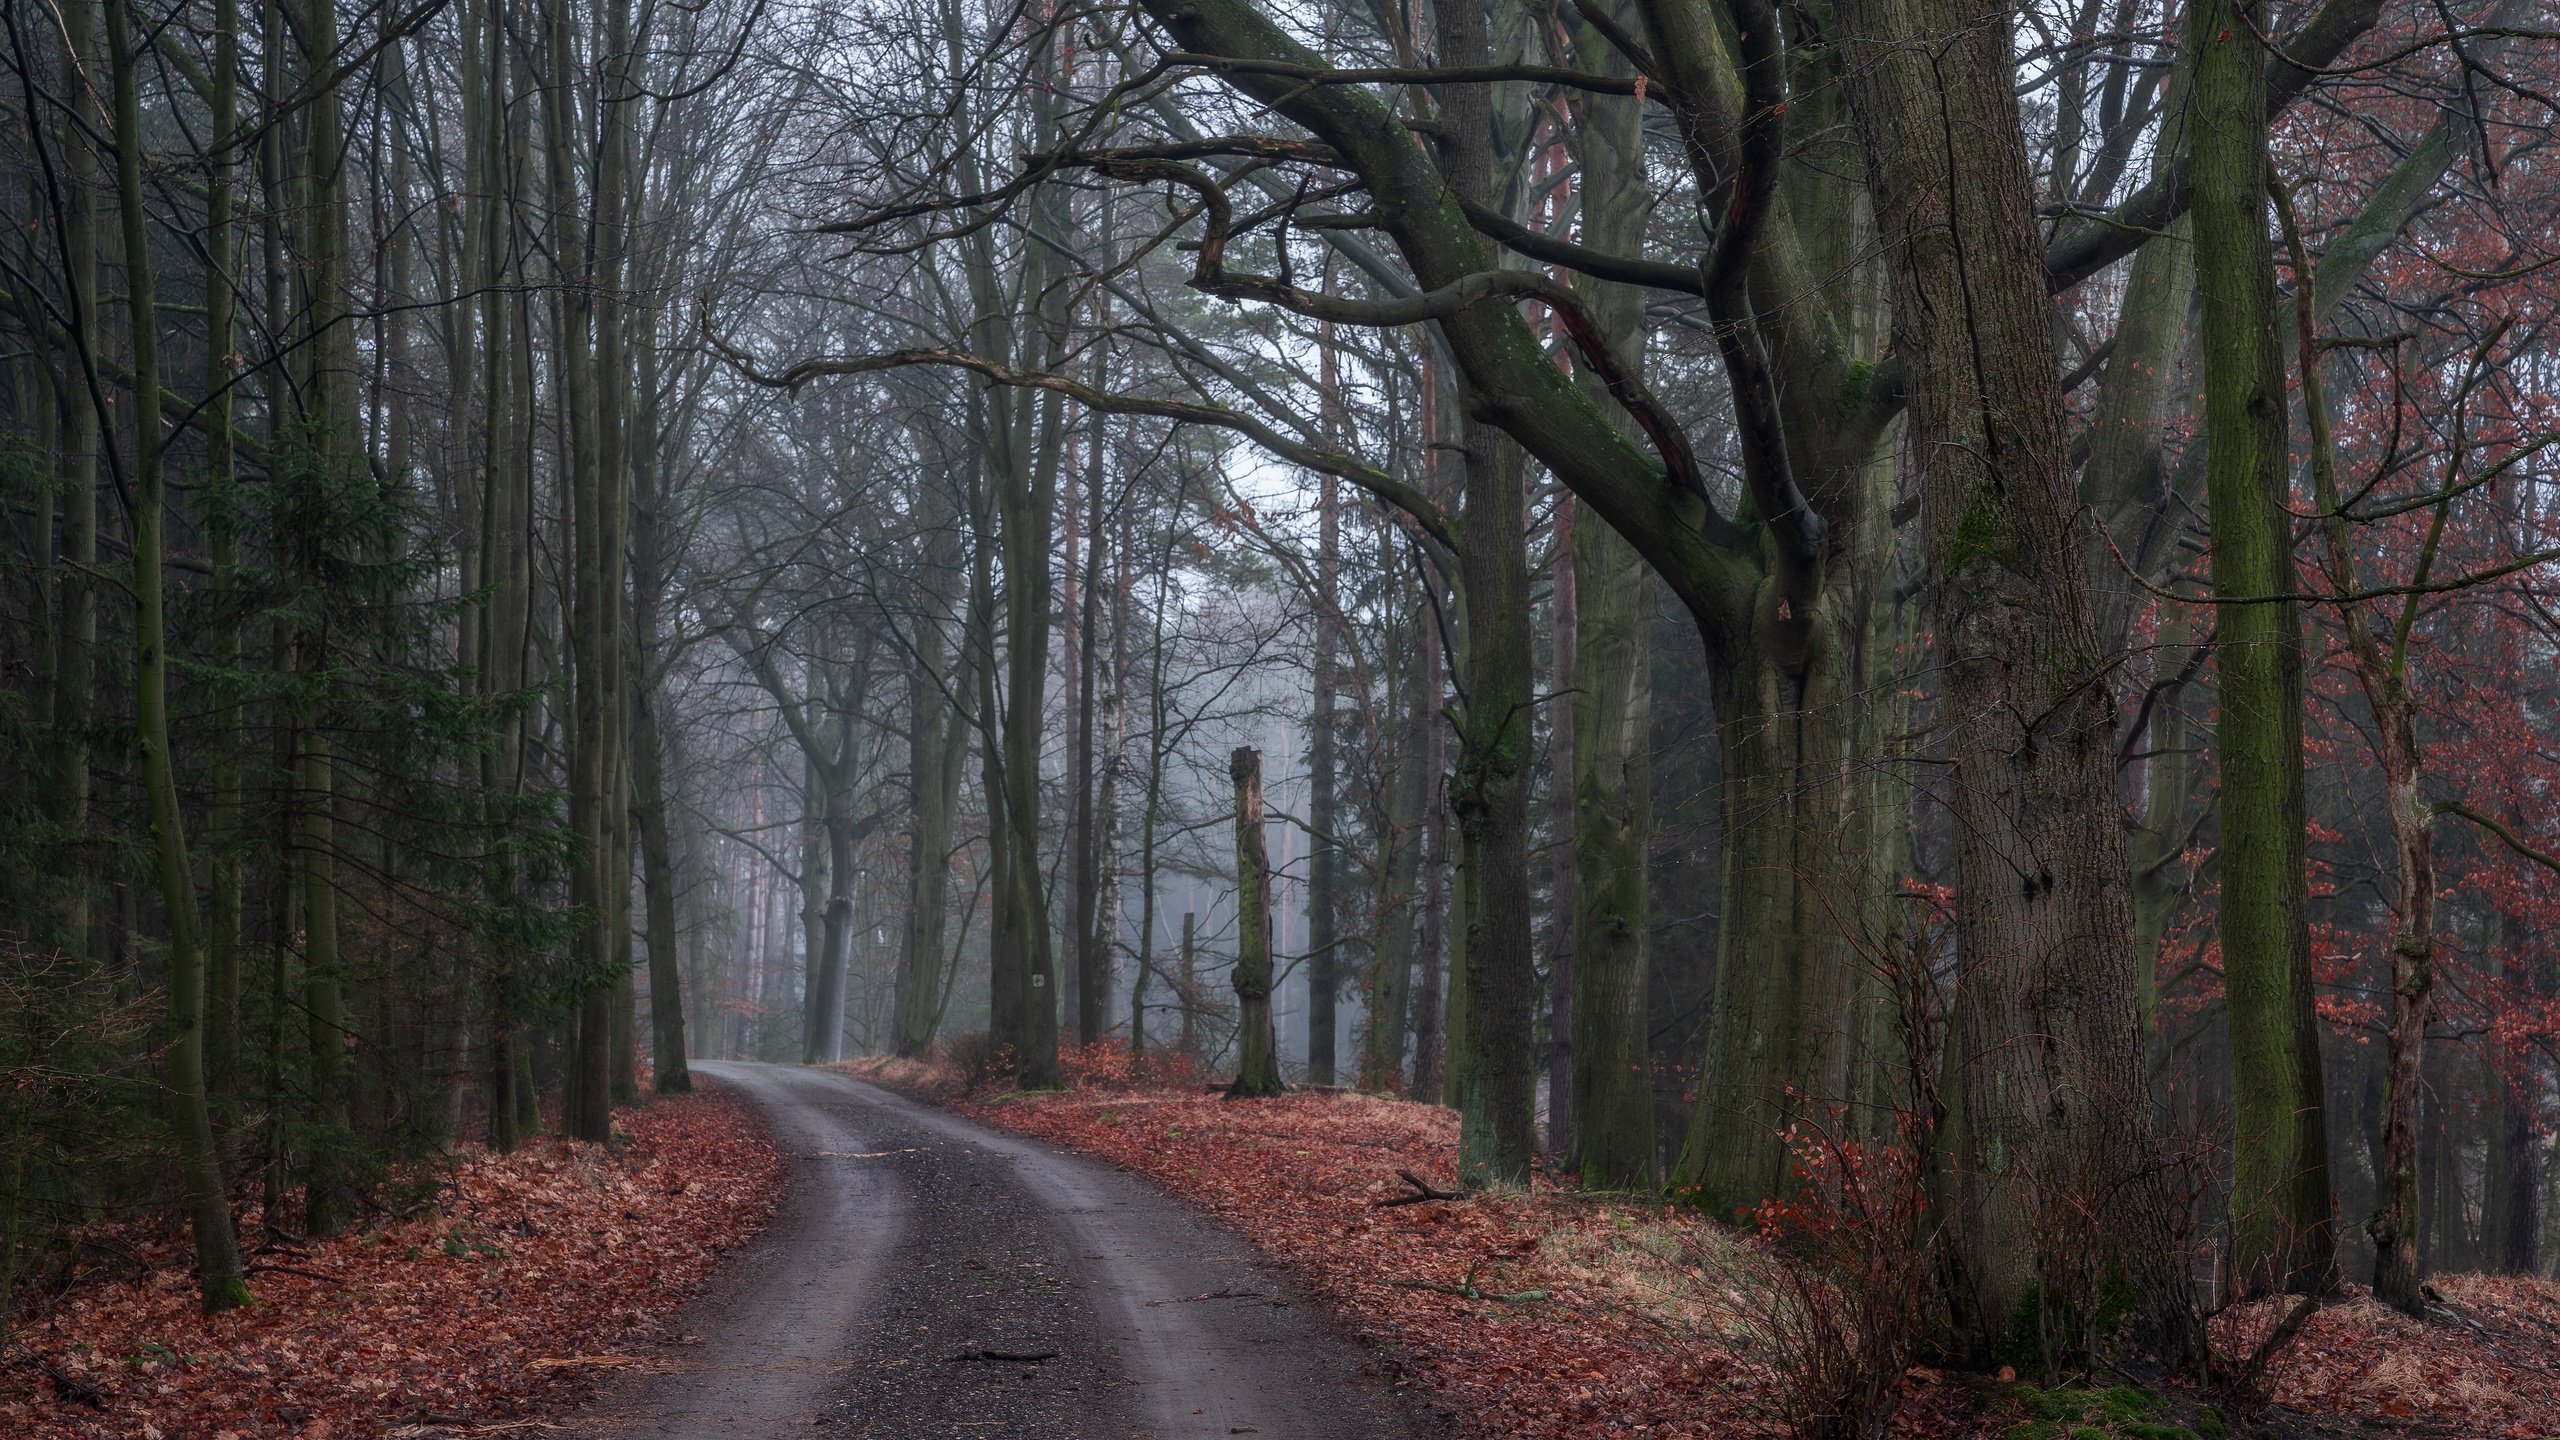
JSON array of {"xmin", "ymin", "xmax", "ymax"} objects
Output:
[{"xmin": 569, "ymin": 1061, "xmax": 1414, "ymax": 1440}]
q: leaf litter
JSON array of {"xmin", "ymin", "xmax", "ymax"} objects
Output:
[
  {"xmin": 0, "ymin": 1084, "xmax": 783, "ymax": 1440},
  {"xmin": 844, "ymin": 1048, "xmax": 2560, "ymax": 1440}
]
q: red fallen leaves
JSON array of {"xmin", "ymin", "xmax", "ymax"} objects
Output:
[
  {"xmin": 2214, "ymin": 1276, "xmax": 2560, "ymax": 1438},
  {"xmin": 849, "ymin": 1052, "xmax": 2560, "ymax": 1439},
  {"xmin": 0, "ymin": 1084, "xmax": 783, "ymax": 1440},
  {"xmin": 838, "ymin": 1058, "xmax": 1792, "ymax": 1438}
]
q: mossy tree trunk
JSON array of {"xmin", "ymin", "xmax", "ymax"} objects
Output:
[
  {"xmin": 2192, "ymin": 0, "xmax": 2335, "ymax": 1296},
  {"xmin": 1433, "ymin": 0, "xmax": 1538, "ymax": 1190},
  {"xmin": 1562, "ymin": 1, "xmax": 1655, "ymax": 1186}
]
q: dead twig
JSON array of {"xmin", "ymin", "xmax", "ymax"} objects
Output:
[
  {"xmin": 2228, "ymin": 1291, "xmax": 2322, "ymax": 1399},
  {"xmin": 6, "ymin": 1343, "xmax": 107, "ymax": 1409},
  {"xmin": 1373, "ymin": 1169, "xmax": 1462, "ymax": 1208}
]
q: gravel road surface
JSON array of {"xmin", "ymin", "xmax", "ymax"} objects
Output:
[{"xmin": 568, "ymin": 1061, "xmax": 1414, "ymax": 1440}]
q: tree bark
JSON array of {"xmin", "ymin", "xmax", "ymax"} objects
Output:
[
  {"xmin": 632, "ymin": 673, "xmax": 692, "ymax": 1090},
  {"xmin": 1178, "ymin": 909, "xmax": 1199, "ymax": 1057},
  {"xmin": 2501, "ymin": 938, "xmax": 2544, "ymax": 1273},
  {"xmin": 2280, "ymin": 188, "xmax": 2437, "ymax": 1318},
  {"xmin": 293, "ymin": 0, "xmax": 363, "ymax": 1219},
  {"xmin": 1434, "ymin": 0, "xmax": 1537, "ymax": 1190},
  {"xmin": 1360, "ymin": 562, "xmax": 1429, "ymax": 1093},
  {"xmin": 1545, "ymin": 498, "xmax": 1577, "ymax": 1156},
  {"xmin": 897, "ymin": 488, "xmax": 973, "ymax": 1056},
  {"xmin": 1835, "ymin": 0, "xmax": 2189, "ymax": 1355},
  {"xmin": 2193, "ymin": 0, "xmax": 2335, "ymax": 1295},
  {"xmin": 628, "ymin": 291, "xmax": 691, "ymax": 1091},
  {"xmin": 1411, "ymin": 595, "xmax": 1449, "ymax": 1106},
  {"xmin": 201, "ymin": 0, "xmax": 245, "ymax": 1098},
  {"xmin": 1555, "ymin": 7, "xmax": 1657, "ymax": 1184},
  {"xmin": 1227, "ymin": 747, "xmax": 1283, "ymax": 1097},
  {"xmin": 1570, "ymin": 522, "xmax": 1656, "ymax": 1188},
  {"xmin": 107, "ymin": 0, "xmax": 250, "ymax": 1307},
  {"xmin": 42, "ymin": 0, "xmax": 101, "ymax": 958},
  {"xmin": 1068, "ymin": 409, "xmax": 1104, "ymax": 1046},
  {"xmin": 1308, "ymin": 471, "xmax": 1342, "ymax": 1086}
]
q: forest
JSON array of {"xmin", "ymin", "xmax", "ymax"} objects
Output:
[{"xmin": 3, "ymin": 0, "xmax": 2560, "ymax": 1424}]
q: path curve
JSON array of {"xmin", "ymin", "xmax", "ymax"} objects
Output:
[{"xmin": 570, "ymin": 1061, "xmax": 1415, "ymax": 1440}]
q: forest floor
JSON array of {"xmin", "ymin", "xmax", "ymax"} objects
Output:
[
  {"xmin": 0, "ymin": 1082, "xmax": 784, "ymax": 1440},
  {"xmin": 844, "ymin": 1046, "xmax": 2560, "ymax": 1440}
]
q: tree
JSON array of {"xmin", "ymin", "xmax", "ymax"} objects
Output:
[
  {"xmin": 2192, "ymin": 0, "xmax": 2335, "ymax": 1296},
  {"xmin": 1832, "ymin": 0, "xmax": 2188, "ymax": 1351},
  {"xmin": 106, "ymin": 0, "xmax": 250, "ymax": 1309},
  {"xmin": 1227, "ymin": 746, "xmax": 1283, "ymax": 1097}
]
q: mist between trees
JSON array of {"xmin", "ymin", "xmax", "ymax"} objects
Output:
[{"xmin": 2, "ymin": 0, "xmax": 2558, "ymax": 1398}]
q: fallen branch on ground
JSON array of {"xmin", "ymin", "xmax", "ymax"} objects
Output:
[
  {"xmin": 1374, "ymin": 1169, "xmax": 1462, "ymax": 1208},
  {"xmin": 6, "ymin": 1346, "xmax": 104, "ymax": 1410}
]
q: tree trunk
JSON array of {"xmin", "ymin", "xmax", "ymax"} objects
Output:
[
  {"xmin": 293, "ymin": 0, "xmax": 363, "ymax": 1221},
  {"xmin": 632, "ymin": 674, "xmax": 691, "ymax": 1090},
  {"xmin": 1130, "ymin": 479, "xmax": 1184, "ymax": 1062},
  {"xmin": 810, "ymin": 804, "xmax": 857, "ymax": 1064},
  {"xmin": 1571, "ymin": 518, "xmax": 1655, "ymax": 1188},
  {"xmin": 1433, "ymin": 0, "xmax": 1537, "ymax": 1193},
  {"xmin": 2502, "ymin": 944, "xmax": 2544, "ymax": 1274},
  {"xmin": 1000, "ymin": 515, "xmax": 1060, "ymax": 1082},
  {"xmin": 202, "ymin": 0, "xmax": 245, "ymax": 1098},
  {"xmin": 1836, "ymin": 0, "xmax": 2189, "ymax": 1355},
  {"xmin": 1562, "ymin": 18, "xmax": 1655, "ymax": 1183},
  {"xmin": 1451, "ymin": 416, "xmax": 1537, "ymax": 1187},
  {"xmin": 897, "ymin": 465, "xmax": 973, "ymax": 1057},
  {"xmin": 1309, "ymin": 473, "xmax": 1342, "ymax": 1086},
  {"xmin": 1545, "ymin": 499, "xmax": 1577, "ymax": 1155},
  {"xmin": 1067, "ymin": 414, "xmax": 1100, "ymax": 1045},
  {"xmin": 2193, "ymin": 0, "xmax": 2334, "ymax": 1295},
  {"xmin": 1178, "ymin": 910, "xmax": 1199, "ymax": 1057},
  {"xmin": 1671, "ymin": 628, "xmax": 1857, "ymax": 1211},
  {"xmin": 1226, "ymin": 747, "xmax": 1283, "ymax": 1097},
  {"xmin": 997, "ymin": 373, "xmax": 1064, "ymax": 1084},
  {"xmin": 301, "ymin": 732, "xmax": 352, "ymax": 1233},
  {"xmin": 107, "ymin": 0, "xmax": 249, "ymax": 1307},
  {"xmin": 628, "ymin": 302, "xmax": 691, "ymax": 1092},
  {"xmin": 1360, "ymin": 566, "xmax": 1429, "ymax": 1093},
  {"xmin": 542, "ymin": 0, "xmax": 613, "ymax": 1143},
  {"xmin": 1411, "ymin": 608, "xmax": 1449, "ymax": 1106},
  {"xmin": 611, "ymin": 754, "xmax": 640, "ymax": 1104},
  {"xmin": 43, "ymin": 0, "xmax": 101, "ymax": 958},
  {"xmin": 2283, "ymin": 189, "xmax": 2437, "ymax": 1317}
]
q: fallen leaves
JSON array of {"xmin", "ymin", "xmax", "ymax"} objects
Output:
[
  {"xmin": 842, "ymin": 1059, "xmax": 1790, "ymax": 1439},
  {"xmin": 2215, "ymin": 1276, "xmax": 2560, "ymax": 1438},
  {"xmin": 0, "ymin": 1084, "xmax": 783, "ymax": 1440},
  {"xmin": 846, "ymin": 1054, "xmax": 2560, "ymax": 1439}
]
